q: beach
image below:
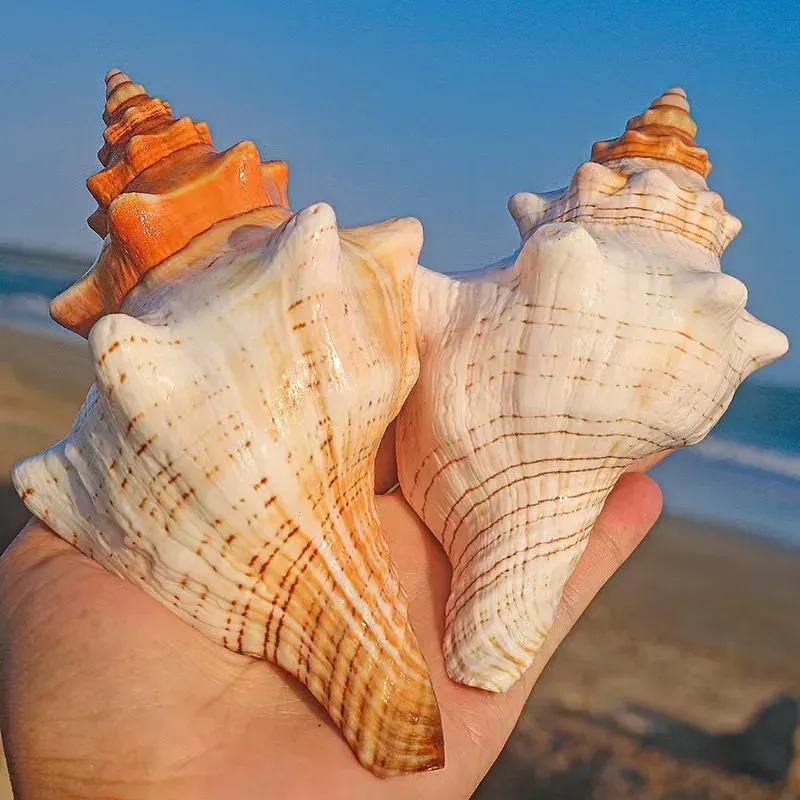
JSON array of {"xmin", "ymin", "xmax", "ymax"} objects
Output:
[
  {"xmin": 476, "ymin": 517, "xmax": 800, "ymax": 798},
  {"xmin": 1, "ymin": 325, "xmax": 799, "ymax": 799}
]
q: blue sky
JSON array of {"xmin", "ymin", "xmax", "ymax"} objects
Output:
[{"xmin": 1, "ymin": 0, "xmax": 798, "ymax": 382}]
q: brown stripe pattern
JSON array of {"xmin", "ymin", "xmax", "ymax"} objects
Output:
[
  {"xmin": 511, "ymin": 160, "xmax": 740, "ymax": 256},
  {"xmin": 13, "ymin": 203, "xmax": 445, "ymax": 777},
  {"xmin": 397, "ymin": 165, "xmax": 787, "ymax": 692}
]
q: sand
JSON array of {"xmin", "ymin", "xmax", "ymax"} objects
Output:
[
  {"xmin": 1, "ymin": 325, "xmax": 798, "ymax": 798},
  {"xmin": 476, "ymin": 518, "xmax": 800, "ymax": 798}
]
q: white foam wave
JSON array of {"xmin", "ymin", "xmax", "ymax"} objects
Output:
[
  {"xmin": 694, "ymin": 437, "xmax": 800, "ymax": 481},
  {"xmin": 0, "ymin": 292, "xmax": 80, "ymax": 342},
  {"xmin": 0, "ymin": 291, "xmax": 52, "ymax": 317}
]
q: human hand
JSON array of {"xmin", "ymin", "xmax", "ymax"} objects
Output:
[{"xmin": 0, "ymin": 440, "xmax": 661, "ymax": 800}]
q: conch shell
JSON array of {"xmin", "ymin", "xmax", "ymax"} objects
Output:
[
  {"xmin": 13, "ymin": 71, "xmax": 444, "ymax": 777},
  {"xmin": 396, "ymin": 87, "xmax": 788, "ymax": 692}
]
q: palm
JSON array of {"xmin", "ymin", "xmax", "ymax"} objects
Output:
[{"xmin": 0, "ymin": 474, "xmax": 661, "ymax": 800}]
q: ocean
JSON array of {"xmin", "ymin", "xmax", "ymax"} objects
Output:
[{"xmin": 2, "ymin": 248, "xmax": 799, "ymax": 548}]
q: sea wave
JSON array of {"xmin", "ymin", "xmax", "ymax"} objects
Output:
[
  {"xmin": 0, "ymin": 291, "xmax": 78, "ymax": 341},
  {"xmin": 0, "ymin": 291, "xmax": 52, "ymax": 318},
  {"xmin": 694, "ymin": 436, "xmax": 800, "ymax": 481}
]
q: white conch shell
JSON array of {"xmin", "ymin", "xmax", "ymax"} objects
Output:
[
  {"xmin": 396, "ymin": 88, "xmax": 788, "ymax": 693},
  {"xmin": 13, "ymin": 202, "xmax": 446, "ymax": 777}
]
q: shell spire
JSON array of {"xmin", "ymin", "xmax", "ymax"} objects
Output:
[
  {"xmin": 591, "ymin": 86, "xmax": 712, "ymax": 178},
  {"xmin": 51, "ymin": 70, "xmax": 291, "ymax": 337}
]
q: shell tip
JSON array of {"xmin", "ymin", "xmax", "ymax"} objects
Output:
[
  {"xmin": 650, "ymin": 85, "xmax": 691, "ymax": 113},
  {"xmin": 341, "ymin": 213, "xmax": 424, "ymax": 283},
  {"xmin": 104, "ymin": 68, "xmax": 134, "ymax": 97},
  {"xmin": 508, "ymin": 191, "xmax": 551, "ymax": 239}
]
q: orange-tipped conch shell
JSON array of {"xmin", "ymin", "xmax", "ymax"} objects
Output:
[
  {"xmin": 13, "ymin": 71, "xmax": 444, "ymax": 777},
  {"xmin": 396, "ymin": 88, "xmax": 788, "ymax": 692}
]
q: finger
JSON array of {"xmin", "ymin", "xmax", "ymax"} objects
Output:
[
  {"xmin": 522, "ymin": 471, "xmax": 663, "ymax": 689},
  {"xmin": 373, "ymin": 419, "xmax": 400, "ymax": 494},
  {"xmin": 629, "ymin": 449, "xmax": 672, "ymax": 473}
]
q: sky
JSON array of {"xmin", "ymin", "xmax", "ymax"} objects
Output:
[{"xmin": 1, "ymin": 0, "xmax": 798, "ymax": 382}]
